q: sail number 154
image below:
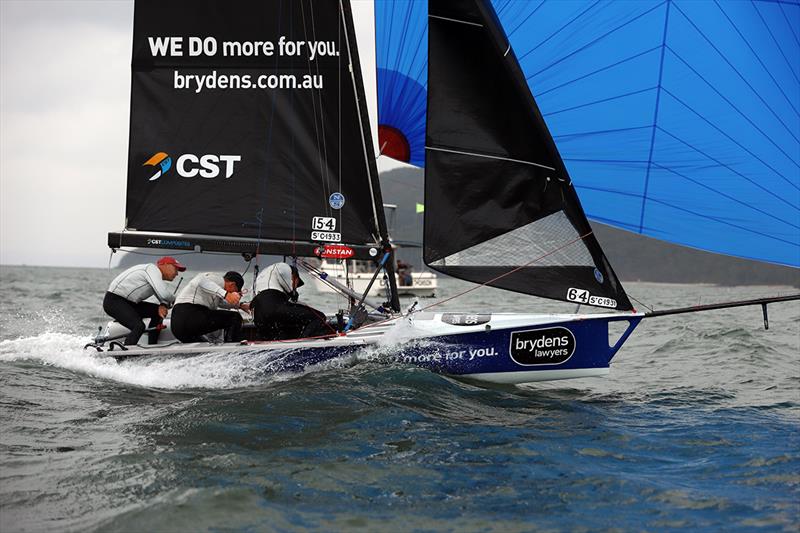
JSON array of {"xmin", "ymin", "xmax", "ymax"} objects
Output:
[{"xmin": 312, "ymin": 217, "xmax": 336, "ymax": 231}]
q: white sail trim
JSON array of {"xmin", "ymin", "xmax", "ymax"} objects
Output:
[
  {"xmin": 430, "ymin": 211, "xmax": 595, "ymax": 268},
  {"xmin": 340, "ymin": 0, "xmax": 382, "ymax": 242},
  {"xmin": 428, "ymin": 15, "xmax": 483, "ymax": 27},
  {"xmin": 426, "ymin": 146, "xmax": 556, "ymax": 171},
  {"xmin": 351, "ymin": 0, "xmax": 378, "ymax": 156}
]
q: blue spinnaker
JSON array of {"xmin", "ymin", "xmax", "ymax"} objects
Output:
[{"xmin": 376, "ymin": 0, "xmax": 800, "ymax": 268}]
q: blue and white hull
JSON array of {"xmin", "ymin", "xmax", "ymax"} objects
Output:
[
  {"xmin": 93, "ymin": 312, "xmax": 643, "ymax": 385},
  {"xmin": 356, "ymin": 312, "xmax": 643, "ymax": 383}
]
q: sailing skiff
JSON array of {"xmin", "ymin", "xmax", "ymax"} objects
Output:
[{"xmin": 89, "ymin": 0, "xmax": 798, "ymax": 385}]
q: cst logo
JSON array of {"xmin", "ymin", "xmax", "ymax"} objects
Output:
[
  {"xmin": 146, "ymin": 238, "xmax": 192, "ymax": 249},
  {"xmin": 144, "ymin": 152, "xmax": 242, "ymax": 180},
  {"xmin": 143, "ymin": 152, "xmax": 172, "ymax": 181}
]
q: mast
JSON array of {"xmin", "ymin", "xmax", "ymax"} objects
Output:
[{"xmin": 339, "ymin": 0, "xmax": 400, "ymax": 311}]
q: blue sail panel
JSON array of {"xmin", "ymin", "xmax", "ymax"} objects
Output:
[
  {"xmin": 375, "ymin": 0, "xmax": 800, "ymax": 267},
  {"xmin": 375, "ymin": 0, "xmax": 428, "ymax": 166}
]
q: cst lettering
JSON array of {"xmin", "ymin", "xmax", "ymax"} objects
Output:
[{"xmin": 176, "ymin": 154, "xmax": 241, "ymax": 178}]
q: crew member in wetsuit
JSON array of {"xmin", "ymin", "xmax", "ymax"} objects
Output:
[
  {"xmin": 251, "ymin": 263, "xmax": 332, "ymax": 341},
  {"xmin": 170, "ymin": 271, "xmax": 249, "ymax": 343},
  {"xmin": 103, "ymin": 256, "xmax": 185, "ymax": 345}
]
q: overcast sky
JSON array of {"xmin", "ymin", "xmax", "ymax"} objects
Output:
[
  {"xmin": 1, "ymin": 1, "xmax": 134, "ymax": 267},
  {"xmin": 0, "ymin": 0, "xmax": 383, "ymax": 268}
]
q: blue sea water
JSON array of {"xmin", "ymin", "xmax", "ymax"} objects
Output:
[{"xmin": 0, "ymin": 265, "xmax": 798, "ymax": 531}]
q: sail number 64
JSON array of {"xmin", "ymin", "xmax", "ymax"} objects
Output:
[{"xmin": 567, "ymin": 288, "xmax": 590, "ymax": 304}]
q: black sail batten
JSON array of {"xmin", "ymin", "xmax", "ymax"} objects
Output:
[
  {"xmin": 115, "ymin": 0, "xmax": 390, "ymax": 261},
  {"xmin": 424, "ymin": 0, "xmax": 633, "ymax": 311}
]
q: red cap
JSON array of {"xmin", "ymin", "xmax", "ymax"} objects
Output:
[{"xmin": 157, "ymin": 256, "xmax": 186, "ymax": 271}]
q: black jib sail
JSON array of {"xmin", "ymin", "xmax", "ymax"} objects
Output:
[
  {"xmin": 110, "ymin": 0, "xmax": 389, "ymax": 261},
  {"xmin": 424, "ymin": 0, "xmax": 633, "ymax": 311}
]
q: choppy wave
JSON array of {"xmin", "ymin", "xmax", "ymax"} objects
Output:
[
  {"xmin": 1, "ymin": 269, "xmax": 799, "ymax": 532},
  {"xmin": 0, "ymin": 333, "xmax": 363, "ymax": 390}
]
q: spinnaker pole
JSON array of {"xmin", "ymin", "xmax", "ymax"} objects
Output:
[{"xmin": 643, "ymin": 294, "xmax": 800, "ymax": 330}]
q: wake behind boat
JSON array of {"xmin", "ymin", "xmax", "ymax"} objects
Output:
[{"xmin": 90, "ymin": 0, "xmax": 798, "ymax": 386}]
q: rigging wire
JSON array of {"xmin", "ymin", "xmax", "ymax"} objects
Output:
[
  {"xmin": 300, "ymin": 0, "xmax": 331, "ymax": 217},
  {"xmin": 417, "ymin": 232, "xmax": 600, "ymax": 314},
  {"xmin": 355, "ymin": 231, "xmax": 629, "ymax": 333},
  {"xmin": 95, "ymin": 248, "xmax": 117, "ymax": 335},
  {"xmin": 627, "ymin": 294, "xmax": 653, "ymax": 313}
]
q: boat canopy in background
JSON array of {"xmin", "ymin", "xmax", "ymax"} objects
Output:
[
  {"xmin": 124, "ymin": 0, "xmax": 385, "ymax": 251},
  {"xmin": 377, "ymin": 0, "xmax": 800, "ymax": 268}
]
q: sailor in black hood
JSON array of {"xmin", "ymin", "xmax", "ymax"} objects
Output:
[{"xmin": 251, "ymin": 263, "xmax": 332, "ymax": 341}]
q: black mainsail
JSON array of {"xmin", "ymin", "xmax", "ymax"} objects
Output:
[
  {"xmin": 110, "ymin": 0, "xmax": 391, "ymax": 266},
  {"xmin": 425, "ymin": 0, "xmax": 633, "ymax": 311}
]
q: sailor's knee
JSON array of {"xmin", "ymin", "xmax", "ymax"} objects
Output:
[{"xmin": 129, "ymin": 321, "xmax": 146, "ymax": 336}]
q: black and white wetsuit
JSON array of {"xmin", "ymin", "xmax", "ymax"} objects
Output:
[
  {"xmin": 170, "ymin": 273, "xmax": 243, "ymax": 343},
  {"xmin": 251, "ymin": 263, "xmax": 331, "ymax": 341},
  {"xmin": 103, "ymin": 263, "xmax": 175, "ymax": 345}
]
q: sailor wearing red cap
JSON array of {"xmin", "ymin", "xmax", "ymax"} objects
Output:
[{"xmin": 103, "ymin": 256, "xmax": 186, "ymax": 345}]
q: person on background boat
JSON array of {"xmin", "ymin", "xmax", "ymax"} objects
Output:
[
  {"xmin": 103, "ymin": 256, "xmax": 185, "ymax": 345},
  {"xmin": 170, "ymin": 271, "xmax": 248, "ymax": 343},
  {"xmin": 396, "ymin": 259, "xmax": 413, "ymax": 286},
  {"xmin": 251, "ymin": 263, "xmax": 333, "ymax": 341}
]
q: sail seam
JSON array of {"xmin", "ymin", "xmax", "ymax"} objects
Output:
[
  {"xmin": 660, "ymin": 86, "xmax": 800, "ymax": 193},
  {"xmin": 665, "ymin": 44, "xmax": 800, "ymax": 171},
  {"xmin": 543, "ymin": 86, "xmax": 657, "ymax": 118},
  {"xmin": 651, "ymin": 160, "xmax": 800, "ymax": 229},
  {"xmin": 554, "ymin": 125, "xmax": 652, "ymax": 140},
  {"xmin": 656, "ymin": 126, "xmax": 800, "ymax": 212},
  {"xmin": 532, "ymin": 45, "xmax": 661, "ymax": 94},
  {"xmin": 426, "ymin": 146, "xmax": 556, "ymax": 171},
  {"xmin": 777, "ymin": 1, "xmax": 800, "ymax": 49},
  {"xmin": 518, "ymin": 0, "xmax": 604, "ymax": 63},
  {"xmin": 428, "ymin": 15, "xmax": 483, "ymax": 27},
  {"xmin": 576, "ymin": 182, "xmax": 800, "ymax": 248},
  {"xmin": 639, "ymin": 0, "xmax": 671, "ymax": 234},
  {"xmin": 505, "ymin": 0, "xmax": 546, "ymax": 38},
  {"xmin": 678, "ymin": 0, "xmax": 800, "ymax": 134},
  {"xmin": 714, "ymin": 0, "xmax": 799, "ymax": 116},
  {"xmin": 523, "ymin": 1, "xmax": 666, "ymax": 73}
]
